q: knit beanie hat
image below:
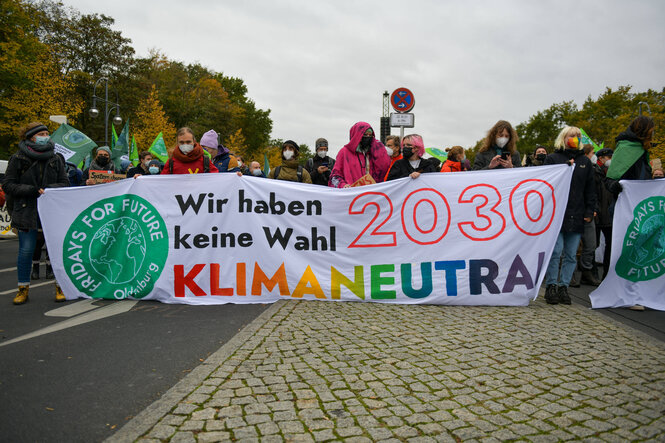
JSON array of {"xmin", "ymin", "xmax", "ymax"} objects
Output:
[
  {"xmin": 283, "ymin": 140, "xmax": 300, "ymax": 153},
  {"xmin": 315, "ymin": 138, "xmax": 328, "ymax": 149},
  {"xmin": 96, "ymin": 146, "xmax": 111, "ymax": 155},
  {"xmin": 200, "ymin": 130, "xmax": 219, "ymax": 149}
]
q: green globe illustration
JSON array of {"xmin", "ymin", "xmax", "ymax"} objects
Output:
[{"xmin": 89, "ymin": 216, "xmax": 146, "ymax": 284}]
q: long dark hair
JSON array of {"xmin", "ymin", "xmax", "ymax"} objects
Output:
[
  {"xmin": 629, "ymin": 116, "xmax": 655, "ymax": 149},
  {"xmin": 479, "ymin": 120, "xmax": 518, "ymax": 154}
]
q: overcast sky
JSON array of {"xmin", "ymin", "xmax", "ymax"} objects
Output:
[{"xmin": 63, "ymin": 0, "xmax": 665, "ymax": 157}]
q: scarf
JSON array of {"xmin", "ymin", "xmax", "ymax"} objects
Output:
[
  {"xmin": 89, "ymin": 157, "xmax": 115, "ymax": 172},
  {"xmin": 173, "ymin": 143, "xmax": 204, "ymax": 163},
  {"xmin": 19, "ymin": 139, "xmax": 54, "ymax": 161}
]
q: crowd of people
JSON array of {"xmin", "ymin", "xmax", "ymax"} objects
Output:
[{"xmin": 1, "ymin": 117, "xmax": 661, "ymax": 307}]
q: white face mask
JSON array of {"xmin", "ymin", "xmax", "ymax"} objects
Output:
[
  {"xmin": 237, "ymin": 161, "xmax": 243, "ymax": 167},
  {"xmin": 283, "ymin": 150, "xmax": 294, "ymax": 160},
  {"xmin": 252, "ymin": 168, "xmax": 262, "ymax": 176},
  {"xmin": 179, "ymin": 144, "xmax": 194, "ymax": 154},
  {"xmin": 496, "ymin": 137, "xmax": 509, "ymax": 148},
  {"xmin": 590, "ymin": 154, "xmax": 598, "ymax": 164},
  {"xmin": 144, "ymin": 160, "xmax": 152, "ymax": 168},
  {"xmin": 604, "ymin": 159, "xmax": 611, "ymax": 168},
  {"xmin": 386, "ymin": 147, "xmax": 394, "ymax": 157},
  {"xmin": 317, "ymin": 150, "xmax": 327, "ymax": 159}
]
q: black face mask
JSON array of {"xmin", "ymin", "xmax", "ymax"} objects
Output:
[
  {"xmin": 402, "ymin": 147, "xmax": 414, "ymax": 159},
  {"xmin": 536, "ymin": 153, "xmax": 546, "ymax": 161},
  {"xmin": 360, "ymin": 136, "xmax": 372, "ymax": 150},
  {"xmin": 97, "ymin": 156, "xmax": 109, "ymax": 166}
]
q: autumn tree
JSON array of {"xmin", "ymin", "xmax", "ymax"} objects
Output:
[
  {"xmin": 132, "ymin": 85, "xmax": 176, "ymax": 152},
  {"xmin": 224, "ymin": 128, "xmax": 248, "ymax": 158}
]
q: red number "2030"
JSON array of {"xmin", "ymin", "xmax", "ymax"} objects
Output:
[{"xmin": 348, "ymin": 180, "xmax": 556, "ymax": 248}]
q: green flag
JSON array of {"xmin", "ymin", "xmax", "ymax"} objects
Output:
[
  {"xmin": 111, "ymin": 124, "xmax": 118, "ymax": 150},
  {"xmin": 112, "ymin": 120, "xmax": 130, "ymax": 170},
  {"xmin": 49, "ymin": 123, "xmax": 97, "ymax": 167},
  {"xmin": 129, "ymin": 135, "xmax": 139, "ymax": 166},
  {"xmin": 425, "ymin": 147, "xmax": 448, "ymax": 162},
  {"xmin": 580, "ymin": 128, "xmax": 602, "ymax": 152},
  {"xmin": 149, "ymin": 132, "xmax": 169, "ymax": 163}
]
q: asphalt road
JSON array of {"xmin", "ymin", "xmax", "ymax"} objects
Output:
[{"xmin": 0, "ymin": 237, "xmax": 269, "ymax": 442}]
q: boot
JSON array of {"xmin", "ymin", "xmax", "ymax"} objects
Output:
[
  {"xmin": 31, "ymin": 262, "xmax": 40, "ymax": 280},
  {"xmin": 45, "ymin": 263, "xmax": 54, "ymax": 280},
  {"xmin": 558, "ymin": 286, "xmax": 571, "ymax": 305},
  {"xmin": 545, "ymin": 284, "xmax": 559, "ymax": 304},
  {"xmin": 54, "ymin": 284, "xmax": 66, "ymax": 303},
  {"xmin": 569, "ymin": 270, "xmax": 581, "ymax": 288},
  {"xmin": 580, "ymin": 269, "xmax": 600, "ymax": 286},
  {"xmin": 13, "ymin": 285, "xmax": 29, "ymax": 305}
]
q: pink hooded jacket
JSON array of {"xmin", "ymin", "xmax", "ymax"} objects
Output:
[{"xmin": 329, "ymin": 122, "xmax": 391, "ymax": 188}]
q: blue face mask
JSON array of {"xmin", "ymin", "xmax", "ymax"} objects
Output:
[
  {"xmin": 34, "ymin": 136, "xmax": 50, "ymax": 145},
  {"xmin": 149, "ymin": 166, "xmax": 159, "ymax": 174}
]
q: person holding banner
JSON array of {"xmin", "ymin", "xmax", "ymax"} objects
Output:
[
  {"xmin": 267, "ymin": 141, "xmax": 312, "ymax": 183},
  {"xmin": 162, "ymin": 127, "xmax": 219, "ymax": 175},
  {"xmin": 386, "ymin": 134, "xmax": 440, "ymax": 180},
  {"xmin": 473, "ymin": 120, "xmax": 521, "ymax": 170},
  {"xmin": 83, "ymin": 146, "xmax": 114, "ymax": 185},
  {"xmin": 200, "ymin": 129, "xmax": 240, "ymax": 173},
  {"xmin": 2, "ymin": 122, "xmax": 69, "ymax": 304},
  {"xmin": 329, "ymin": 122, "xmax": 390, "ymax": 188},
  {"xmin": 542, "ymin": 126, "xmax": 597, "ymax": 304},
  {"xmin": 126, "ymin": 151, "xmax": 154, "ymax": 178}
]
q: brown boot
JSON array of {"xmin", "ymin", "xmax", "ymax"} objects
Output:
[
  {"xmin": 13, "ymin": 285, "xmax": 29, "ymax": 305},
  {"xmin": 55, "ymin": 284, "xmax": 66, "ymax": 303},
  {"xmin": 580, "ymin": 269, "xmax": 600, "ymax": 286}
]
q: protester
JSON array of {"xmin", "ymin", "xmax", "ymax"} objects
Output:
[
  {"xmin": 2, "ymin": 122, "xmax": 69, "ymax": 304},
  {"xmin": 526, "ymin": 145, "xmax": 548, "ymax": 167},
  {"xmin": 329, "ymin": 122, "xmax": 390, "ymax": 188},
  {"xmin": 383, "ymin": 135, "xmax": 402, "ymax": 180},
  {"xmin": 386, "ymin": 135, "xmax": 440, "ymax": 180},
  {"xmin": 305, "ymin": 138, "xmax": 335, "ymax": 186},
  {"xmin": 268, "ymin": 140, "xmax": 312, "ymax": 183},
  {"xmin": 542, "ymin": 126, "xmax": 596, "ymax": 305},
  {"xmin": 247, "ymin": 161, "xmax": 266, "ymax": 178},
  {"xmin": 161, "ymin": 127, "xmax": 219, "ymax": 175},
  {"xmin": 604, "ymin": 116, "xmax": 655, "ymax": 311},
  {"xmin": 83, "ymin": 146, "xmax": 114, "ymax": 184},
  {"xmin": 593, "ymin": 148, "xmax": 614, "ymax": 280},
  {"xmin": 570, "ymin": 144, "xmax": 601, "ymax": 287},
  {"xmin": 147, "ymin": 159, "xmax": 163, "ymax": 174},
  {"xmin": 473, "ymin": 120, "xmax": 521, "ymax": 170},
  {"xmin": 200, "ymin": 129, "xmax": 239, "ymax": 173},
  {"xmin": 235, "ymin": 155, "xmax": 248, "ymax": 175},
  {"xmin": 440, "ymin": 146, "xmax": 466, "ymax": 173},
  {"xmin": 654, "ymin": 168, "xmax": 664, "ymax": 179},
  {"xmin": 126, "ymin": 151, "xmax": 153, "ymax": 178},
  {"xmin": 607, "ymin": 116, "xmax": 655, "ymax": 191}
]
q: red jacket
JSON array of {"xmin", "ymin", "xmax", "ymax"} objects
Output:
[
  {"xmin": 161, "ymin": 153, "xmax": 219, "ymax": 175},
  {"xmin": 440, "ymin": 159, "xmax": 463, "ymax": 173}
]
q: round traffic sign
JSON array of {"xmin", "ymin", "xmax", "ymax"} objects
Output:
[{"xmin": 390, "ymin": 87, "xmax": 415, "ymax": 113}]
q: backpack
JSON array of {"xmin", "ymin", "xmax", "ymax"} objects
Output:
[
  {"xmin": 274, "ymin": 165, "xmax": 303, "ymax": 182},
  {"xmin": 169, "ymin": 155, "xmax": 210, "ymax": 174}
]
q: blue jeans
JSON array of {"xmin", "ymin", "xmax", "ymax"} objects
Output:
[
  {"xmin": 17, "ymin": 229, "xmax": 38, "ymax": 285},
  {"xmin": 545, "ymin": 231, "xmax": 582, "ymax": 287}
]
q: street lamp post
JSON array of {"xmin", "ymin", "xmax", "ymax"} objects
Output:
[{"xmin": 88, "ymin": 77, "xmax": 122, "ymax": 147}]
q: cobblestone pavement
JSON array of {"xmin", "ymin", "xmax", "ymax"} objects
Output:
[{"xmin": 109, "ymin": 297, "xmax": 665, "ymax": 442}]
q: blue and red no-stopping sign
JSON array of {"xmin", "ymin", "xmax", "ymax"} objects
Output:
[{"xmin": 390, "ymin": 87, "xmax": 415, "ymax": 113}]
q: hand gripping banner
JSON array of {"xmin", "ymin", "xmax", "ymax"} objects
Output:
[{"xmin": 39, "ymin": 165, "xmax": 573, "ymax": 306}]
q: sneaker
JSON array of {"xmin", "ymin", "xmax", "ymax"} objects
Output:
[
  {"xmin": 54, "ymin": 285, "xmax": 66, "ymax": 303},
  {"xmin": 558, "ymin": 286, "xmax": 571, "ymax": 305},
  {"xmin": 545, "ymin": 284, "xmax": 559, "ymax": 304}
]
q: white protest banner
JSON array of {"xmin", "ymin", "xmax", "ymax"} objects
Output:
[
  {"xmin": 0, "ymin": 204, "xmax": 16, "ymax": 238},
  {"xmin": 39, "ymin": 165, "xmax": 572, "ymax": 306},
  {"xmin": 590, "ymin": 179, "xmax": 665, "ymax": 310}
]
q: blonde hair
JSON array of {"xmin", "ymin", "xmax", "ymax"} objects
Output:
[{"xmin": 554, "ymin": 126, "xmax": 581, "ymax": 149}]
